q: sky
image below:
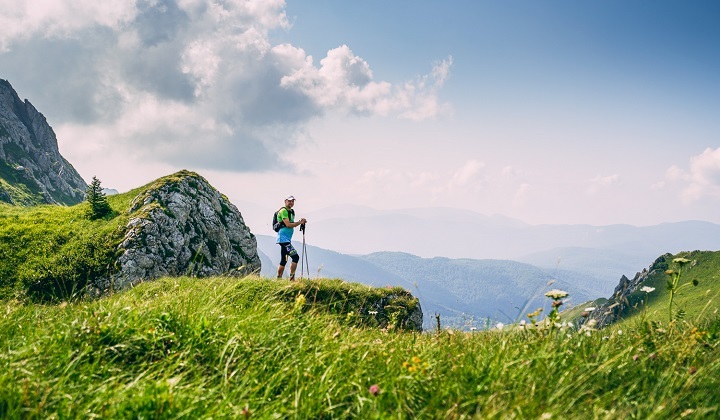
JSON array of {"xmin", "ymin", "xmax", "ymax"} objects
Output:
[{"xmin": 1, "ymin": 0, "xmax": 719, "ymax": 233}]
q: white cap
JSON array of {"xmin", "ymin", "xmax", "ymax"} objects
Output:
[{"xmin": 285, "ymin": 195, "xmax": 295, "ymax": 201}]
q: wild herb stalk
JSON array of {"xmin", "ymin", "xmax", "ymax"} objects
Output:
[{"xmin": 665, "ymin": 257, "xmax": 699, "ymax": 322}]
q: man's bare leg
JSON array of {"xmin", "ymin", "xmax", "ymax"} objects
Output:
[{"xmin": 289, "ymin": 262, "xmax": 297, "ymax": 280}]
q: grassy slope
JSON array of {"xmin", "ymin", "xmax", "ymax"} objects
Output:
[
  {"xmin": 562, "ymin": 250, "xmax": 720, "ymax": 328},
  {"xmin": 0, "ymin": 171, "xmax": 198, "ymax": 300},
  {"xmin": 1, "ymin": 276, "xmax": 719, "ymax": 418},
  {"xmin": 0, "ymin": 140, "xmax": 44, "ymax": 206},
  {"xmin": 2, "ymin": 172, "xmax": 720, "ymax": 416},
  {"xmin": 0, "ymin": 192, "xmax": 130, "ymax": 300},
  {"xmin": 623, "ymin": 250, "xmax": 720, "ymax": 325}
]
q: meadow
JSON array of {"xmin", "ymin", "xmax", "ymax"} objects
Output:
[
  {"xmin": 1, "ymin": 276, "xmax": 718, "ymax": 419},
  {"xmin": 2, "ymin": 178, "xmax": 720, "ymax": 418}
]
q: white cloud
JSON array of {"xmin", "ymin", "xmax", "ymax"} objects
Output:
[
  {"xmin": 431, "ymin": 56, "xmax": 452, "ymax": 86},
  {"xmin": 514, "ymin": 183, "xmax": 531, "ymax": 204},
  {"xmin": 0, "ymin": 0, "xmax": 451, "ymax": 172},
  {"xmin": 667, "ymin": 147, "xmax": 720, "ymax": 202},
  {"xmin": 358, "ymin": 168, "xmax": 394, "ymax": 185},
  {"xmin": 590, "ymin": 174, "xmax": 620, "ymax": 187},
  {"xmin": 586, "ymin": 174, "xmax": 621, "ymax": 195},
  {"xmin": 280, "ymin": 45, "xmax": 451, "ymax": 120},
  {"xmin": 665, "ymin": 164, "xmax": 688, "ymax": 181},
  {"xmin": 355, "ymin": 165, "xmax": 488, "ymax": 205},
  {"xmin": 502, "ymin": 165, "xmax": 523, "ymax": 178},
  {"xmin": 450, "ymin": 160, "xmax": 486, "ymax": 188},
  {"xmin": 409, "ymin": 171, "xmax": 441, "ymax": 189},
  {"xmin": 0, "ymin": 0, "xmax": 137, "ymax": 50}
]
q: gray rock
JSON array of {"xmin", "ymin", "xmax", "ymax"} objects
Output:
[
  {"xmin": 365, "ymin": 291, "xmax": 424, "ymax": 332},
  {"xmin": 89, "ymin": 171, "xmax": 261, "ymax": 295},
  {"xmin": 0, "ymin": 79, "xmax": 87, "ymax": 205},
  {"xmin": 582, "ymin": 253, "xmax": 672, "ymax": 328}
]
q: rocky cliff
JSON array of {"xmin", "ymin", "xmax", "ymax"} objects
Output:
[
  {"xmin": 89, "ymin": 171, "xmax": 261, "ymax": 295},
  {"xmin": 0, "ymin": 79, "xmax": 87, "ymax": 205},
  {"xmin": 582, "ymin": 253, "xmax": 673, "ymax": 328}
]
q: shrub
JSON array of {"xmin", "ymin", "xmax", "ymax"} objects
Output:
[{"xmin": 86, "ymin": 176, "xmax": 112, "ymax": 220}]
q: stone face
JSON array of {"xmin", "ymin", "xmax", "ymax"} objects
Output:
[
  {"xmin": 582, "ymin": 253, "xmax": 672, "ymax": 328},
  {"xmin": 365, "ymin": 292, "xmax": 424, "ymax": 332},
  {"xmin": 90, "ymin": 171, "xmax": 261, "ymax": 294},
  {"xmin": 406, "ymin": 302, "xmax": 424, "ymax": 331},
  {"xmin": 0, "ymin": 79, "xmax": 87, "ymax": 205}
]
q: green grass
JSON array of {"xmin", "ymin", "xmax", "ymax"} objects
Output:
[
  {"xmin": 0, "ymin": 199, "xmax": 129, "ymax": 301},
  {"xmin": 0, "ymin": 162, "xmax": 44, "ymax": 206},
  {"xmin": 3, "ymin": 170, "xmax": 720, "ymax": 417},
  {"xmin": 0, "ymin": 170, "xmax": 205, "ymax": 301},
  {"xmin": 1, "ymin": 276, "xmax": 719, "ymax": 419},
  {"xmin": 598, "ymin": 251, "xmax": 720, "ymax": 328}
]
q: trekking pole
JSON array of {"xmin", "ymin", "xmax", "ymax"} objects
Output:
[{"xmin": 300, "ymin": 223, "xmax": 308, "ymax": 278}]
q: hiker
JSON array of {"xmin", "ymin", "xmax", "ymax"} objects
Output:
[{"xmin": 276, "ymin": 195, "xmax": 307, "ymax": 281}]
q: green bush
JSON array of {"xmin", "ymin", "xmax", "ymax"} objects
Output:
[{"xmin": 85, "ymin": 176, "xmax": 112, "ymax": 220}]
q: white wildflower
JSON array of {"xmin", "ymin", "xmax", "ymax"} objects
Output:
[
  {"xmin": 545, "ymin": 289, "xmax": 569, "ymax": 299},
  {"xmin": 640, "ymin": 286, "xmax": 655, "ymax": 293}
]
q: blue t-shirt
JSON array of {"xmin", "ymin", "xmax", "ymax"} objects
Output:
[{"xmin": 276, "ymin": 207, "xmax": 294, "ymax": 243}]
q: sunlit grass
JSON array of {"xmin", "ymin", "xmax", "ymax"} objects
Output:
[
  {"xmin": 1, "ymin": 276, "xmax": 718, "ymax": 418},
  {"xmin": 3, "ymin": 173, "xmax": 720, "ymax": 417}
]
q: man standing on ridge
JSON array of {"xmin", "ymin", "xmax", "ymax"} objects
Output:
[{"xmin": 276, "ymin": 195, "xmax": 307, "ymax": 281}]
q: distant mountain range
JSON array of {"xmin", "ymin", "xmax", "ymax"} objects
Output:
[
  {"xmin": 256, "ymin": 234, "xmax": 628, "ymax": 329},
  {"xmin": 246, "ymin": 204, "xmax": 720, "ymax": 328},
  {"xmin": 299, "ymin": 205, "xmax": 720, "ymax": 261},
  {"xmin": 240, "ymin": 203, "xmax": 720, "ymax": 268},
  {"xmin": 252, "ymin": 203, "xmax": 720, "ymax": 329}
]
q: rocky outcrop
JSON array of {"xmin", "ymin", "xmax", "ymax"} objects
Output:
[
  {"xmin": 0, "ymin": 79, "xmax": 87, "ymax": 206},
  {"xmin": 407, "ymin": 303, "xmax": 424, "ymax": 331},
  {"xmin": 89, "ymin": 171, "xmax": 261, "ymax": 295},
  {"xmin": 367, "ymin": 292, "xmax": 424, "ymax": 332},
  {"xmin": 582, "ymin": 253, "xmax": 673, "ymax": 328}
]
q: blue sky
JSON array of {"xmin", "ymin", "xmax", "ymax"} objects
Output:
[{"xmin": 1, "ymin": 0, "xmax": 719, "ymax": 232}]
